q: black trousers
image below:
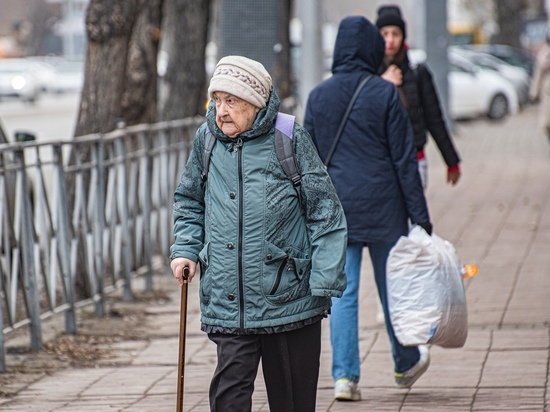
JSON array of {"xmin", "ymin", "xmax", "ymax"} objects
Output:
[{"xmin": 207, "ymin": 321, "xmax": 322, "ymax": 412}]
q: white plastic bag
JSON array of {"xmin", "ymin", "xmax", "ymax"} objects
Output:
[{"xmin": 386, "ymin": 226, "xmax": 468, "ymax": 348}]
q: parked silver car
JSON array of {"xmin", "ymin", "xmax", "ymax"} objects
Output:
[
  {"xmin": 0, "ymin": 58, "xmax": 43, "ymax": 103},
  {"xmin": 450, "ymin": 46, "xmax": 530, "ymax": 107},
  {"xmin": 448, "ymin": 52, "xmax": 519, "ymax": 121},
  {"xmin": 409, "ymin": 49, "xmax": 519, "ymax": 121},
  {"xmin": 458, "ymin": 44, "xmax": 534, "ymax": 76},
  {"xmin": 48, "ymin": 60, "xmax": 84, "ymax": 94}
]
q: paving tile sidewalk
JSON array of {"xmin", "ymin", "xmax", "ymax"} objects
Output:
[{"xmin": 1, "ymin": 105, "xmax": 549, "ymax": 411}]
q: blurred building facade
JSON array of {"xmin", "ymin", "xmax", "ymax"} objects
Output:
[
  {"xmin": 2, "ymin": 0, "xmax": 547, "ymax": 59},
  {"xmin": 46, "ymin": 0, "xmax": 88, "ymax": 59},
  {"xmin": 0, "ymin": 0, "xmax": 87, "ymax": 58}
]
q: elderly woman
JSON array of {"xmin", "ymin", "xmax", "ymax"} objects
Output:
[{"xmin": 170, "ymin": 55, "xmax": 347, "ymax": 412}]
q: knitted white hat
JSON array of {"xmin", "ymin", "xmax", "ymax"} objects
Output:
[{"xmin": 208, "ymin": 56, "xmax": 272, "ymax": 108}]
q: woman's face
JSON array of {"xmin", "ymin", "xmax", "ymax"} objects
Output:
[
  {"xmin": 212, "ymin": 92, "xmax": 259, "ymax": 138},
  {"xmin": 380, "ymin": 25, "xmax": 404, "ymax": 60}
]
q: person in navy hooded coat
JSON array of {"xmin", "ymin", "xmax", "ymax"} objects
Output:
[{"xmin": 304, "ymin": 15, "xmax": 433, "ymax": 401}]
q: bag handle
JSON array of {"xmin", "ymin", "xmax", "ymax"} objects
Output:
[{"xmin": 324, "ymin": 74, "xmax": 373, "ymax": 168}]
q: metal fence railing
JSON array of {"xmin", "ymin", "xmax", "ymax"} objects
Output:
[{"xmin": 0, "ymin": 116, "xmax": 203, "ymax": 372}]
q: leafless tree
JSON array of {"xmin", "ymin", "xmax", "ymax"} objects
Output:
[
  {"xmin": 75, "ymin": 0, "xmax": 162, "ymax": 136},
  {"xmin": 159, "ymin": 0, "xmax": 210, "ymax": 120},
  {"xmin": 274, "ymin": 0, "xmax": 293, "ymax": 101},
  {"xmin": 75, "ymin": 0, "xmax": 210, "ymax": 135}
]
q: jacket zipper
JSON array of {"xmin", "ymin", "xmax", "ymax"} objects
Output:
[{"xmin": 234, "ymin": 138, "xmax": 245, "ymax": 332}]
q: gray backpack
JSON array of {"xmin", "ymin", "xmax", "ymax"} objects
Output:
[{"xmin": 201, "ymin": 112, "xmax": 304, "ymax": 213}]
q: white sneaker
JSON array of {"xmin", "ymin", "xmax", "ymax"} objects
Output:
[
  {"xmin": 334, "ymin": 378, "xmax": 361, "ymax": 401},
  {"xmin": 394, "ymin": 345, "xmax": 430, "ymax": 388}
]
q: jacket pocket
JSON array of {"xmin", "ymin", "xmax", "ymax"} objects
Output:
[
  {"xmin": 263, "ymin": 241, "xmax": 311, "ymax": 303},
  {"xmin": 198, "ymin": 242, "xmax": 211, "ymax": 304}
]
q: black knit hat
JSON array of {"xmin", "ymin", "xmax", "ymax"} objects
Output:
[{"xmin": 375, "ymin": 5, "xmax": 407, "ymax": 39}]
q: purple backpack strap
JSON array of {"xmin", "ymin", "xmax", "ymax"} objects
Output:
[
  {"xmin": 273, "ymin": 112, "xmax": 304, "ymax": 215},
  {"xmin": 275, "ymin": 112, "xmax": 295, "ymax": 139}
]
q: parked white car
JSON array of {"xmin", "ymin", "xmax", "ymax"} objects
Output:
[
  {"xmin": 25, "ymin": 56, "xmax": 65, "ymax": 92},
  {"xmin": 450, "ymin": 47, "xmax": 530, "ymax": 107},
  {"xmin": 448, "ymin": 52, "xmax": 519, "ymax": 121},
  {"xmin": 0, "ymin": 58, "xmax": 42, "ymax": 103},
  {"xmin": 459, "ymin": 44, "xmax": 534, "ymax": 76},
  {"xmin": 26, "ymin": 56, "xmax": 85, "ymax": 94},
  {"xmin": 409, "ymin": 49, "xmax": 519, "ymax": 121},
  {"xmin": 48, "ymin": 60, "xmax": 84, "ymax": 94}
]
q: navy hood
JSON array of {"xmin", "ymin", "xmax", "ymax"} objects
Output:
[{"xmin": 331, "ymin": 15, "xmax": 386, "ymax": 75}]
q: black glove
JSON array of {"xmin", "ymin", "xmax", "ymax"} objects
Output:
[{"xmin": 416, "ymin": 221, "xmax": 433, "ymax": 236}]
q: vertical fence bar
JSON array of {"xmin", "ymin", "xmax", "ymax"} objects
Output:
[
  {"xmin": 15, "ymin": 149, "xmax": 42, "ymax": 351},
  {"xmin": 114, "ymin": 138, "xmax": 133, "ymax": 301},
  {"xmin": 53, "ymin": 144, "xmax": 76, "ymax": 335},
  {"xmin": 0, "ymin": 153, "xmax": 6, "ymax": 371},
  {"xmin": 93, "ymin": 139, "xmax": 106, "ymax": 316},
  {"xmin": 140, "ymin": 130, "xmax": 154, "ymax": 291},
  {"xmin": 158, "ymin": 129, "xmax": 171, "ymax": 255},
  {"xmin": 0, "ymin": 149, "xmax": 6, "ymax": 373},
  {"xmin": 0, "ymin": 257, "xmax": 5, "ymax": 373}
]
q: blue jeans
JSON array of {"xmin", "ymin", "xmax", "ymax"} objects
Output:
[{"xmin": 330, "ymin": 241, "xmax": 420, "ymax": 382}]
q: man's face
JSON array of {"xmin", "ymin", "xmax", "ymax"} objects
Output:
[
  {"xmin": 380, "ymin": 25, "xmax": 404, "ymax": 60},
  {"xmin": 212, "ymin": 92, "xmax": 259, "ymax": 138}
]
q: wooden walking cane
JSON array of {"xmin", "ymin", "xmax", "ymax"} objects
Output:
[{"xmin": 176, "ymin": 266, "xmax": 190, "ymax": 412}]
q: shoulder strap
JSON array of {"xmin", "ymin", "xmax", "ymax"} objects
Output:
[
  {"xmin": 201, "ymin": 126, "xmax": 216, "ymax": 187},
  {"xmin": 274, "ymin": 112, "xmax": 297, "ymax": 185},
  {"xmin": 324, "ymin": 74, "xmax": 373, "ymax": 168},
  {"xmin": 273, "ymin": 112, "xmax": 304, "ymax": 214},
  {"xmin": 275, "ymin": 112, "xmax": 295, "ymax": 138}
]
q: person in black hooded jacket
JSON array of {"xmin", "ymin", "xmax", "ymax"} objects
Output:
[
  {"xmin": 376, "ymin": 4, "xmax": 461, "ymax": 188},
  {"xmin": 304, "ymin": 15, "xmax": 432, "ymax": 402}
]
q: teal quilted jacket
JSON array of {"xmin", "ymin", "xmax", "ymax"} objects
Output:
[{"xmin": 170, "ymin": 91, "xmax": 347, "ymax": 333}]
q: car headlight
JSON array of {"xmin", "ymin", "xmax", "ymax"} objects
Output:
[{"xmin": 11, "ymin": 75, "xmax": 27, "ymax": 90}]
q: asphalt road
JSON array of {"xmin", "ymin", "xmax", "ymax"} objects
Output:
[{"xmin": 0, "ymin": 92, "xmax": 80, "ymax": 143}]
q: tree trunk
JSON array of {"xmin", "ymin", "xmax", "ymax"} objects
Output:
[
  {"xmin": 75, "ymin": 0, "xmax": 137, "ymax": 136},
  {"xmin": 75, "ymin": 0, "xmax": 162, "ymax": 136},
  {"xmin": 275, "ymin": 0, "xmax": 292, "ymax": 100},
  {"xmin": 159, "ymin": 0, "xmax": 210, "ymax": 120},
  {"xmin": 121, "ymin": 0, "xmax": 163, "ymax": 127}
]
